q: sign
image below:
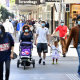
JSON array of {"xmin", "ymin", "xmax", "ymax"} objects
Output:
[
  {"xmin": 46, "ymin": 0, "xmax": 61, "ymax": 2},
  {"xmin": 15, "ymin": 0, "xmax": 39, "ymax": 5}
]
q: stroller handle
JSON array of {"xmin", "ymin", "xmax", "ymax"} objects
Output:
[
  {"xmin": 20, "ymin": 42, "xmax": 32, "ymax": 46},
  {"xmin": 20, "ymin": 42, "xmax": 32, "ymax": 44}
]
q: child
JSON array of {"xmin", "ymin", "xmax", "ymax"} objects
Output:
[{"xmin": 50, "ymin": 40, "xmax": 60, "ymax": 64}]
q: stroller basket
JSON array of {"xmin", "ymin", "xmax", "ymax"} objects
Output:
[{"xmin": 20, "ymin": 42, "xmax": 32, "ymax": 56}]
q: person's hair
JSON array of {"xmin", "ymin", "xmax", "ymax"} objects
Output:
[
  {"xmin": 54, "ymin": 41, "xmax": 58, "ymax": 47},
  {"xmin": 41, "ymin": 21, "xmax": 45, "ymax": 23},
  {"xmin": 0, "ymin": 24, "xmax": 5, "ymax": 33},
  {"xmin": 22, "ymin": 24, "xmax": 30, "ymax": 32}
]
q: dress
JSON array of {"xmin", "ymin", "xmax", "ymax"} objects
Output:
[{"xmin": 51, "ymin": 45, "xmax": 60, "ymax": 59}]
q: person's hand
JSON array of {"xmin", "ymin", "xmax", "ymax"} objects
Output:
[
  {"xmin": 10, "ymin": 53, "xmax": 14, "ymax": 59},
  {"xmin": 48, "ymin": 42, "xmax": 50, "ymax": 47},
  {"xmin": 51, "ymin": 34, "xmax": 54, "ymax": 36}
]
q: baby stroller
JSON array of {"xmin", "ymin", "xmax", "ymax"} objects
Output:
[{"xmin": 17, "ymin": 42, "xmax": 35, "ymax": 70}]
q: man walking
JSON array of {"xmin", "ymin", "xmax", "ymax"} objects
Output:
[
  {"xmin": 35, "ymin": 21, "xmax": 50, "ymax": 65},
  {"xmin": 51, "ymin": 21, "xmax": 68, "ymax": 57}
]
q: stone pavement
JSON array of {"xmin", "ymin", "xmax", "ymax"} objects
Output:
[{"xmin": 8, "ymin": 34, "xmax": 80, "ymax": 80}]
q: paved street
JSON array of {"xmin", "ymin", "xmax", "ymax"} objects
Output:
[
  {"xmin": 6, "ymin": 36, "xmax": 80, "ymax": 80},
  {"xmin": 9, "ymin": 56, "xmax": 79, "ymax": 80}
]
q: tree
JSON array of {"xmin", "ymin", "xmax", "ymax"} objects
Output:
[{"xmin": 0, "ymin": 6, "xmax": 14, "ymax": 21}]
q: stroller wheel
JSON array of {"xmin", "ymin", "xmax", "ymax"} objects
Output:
[
  {"xmin": 32, "ymin": 59, "xmax": 35, "ymax": 68},
  {"xmin": 23, "ymin": 62, "xmax": 26, "ymax": 70},
  {"xmin": 17, "ymin": 60, "xmax": 20, "ymax": 68}
]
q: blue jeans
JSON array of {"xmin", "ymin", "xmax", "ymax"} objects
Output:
[{"xmin": 76, "ymin": 44, "xmax": 80, "ymax": 74}]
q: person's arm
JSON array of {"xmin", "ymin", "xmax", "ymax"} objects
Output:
[
  {"xmin": 35, "ymin": 34, "xmax": 38, "ymax": 45},
  {"xmin": 19, "ymin": 32, "xmax": 23, "ymax": 42},
  {"xmin": 51, "ymin": 30, "xmax": 56, "ymax": 36},
  {"xmin": 10, "ymin": 46, "xmax": 14, "ymax": 59},
  {"xmin": 35, "ymin": 28, "xmax": 39, "ymax": 45},
  {"xmin": 51, "ymin": 26, "xmax": 59, "ymax": 36},
  {"xmin": 47, "ymin": 29, "xmax": 50, "ymax": 46},
  {"xmin": 65, "ymin": 28, "xmax": 74, "ymax": 52},
  {"xmin": 47, "ymin": 34, "xmax": 50, "ymax": 46},
  {"xmin": 8, "ymin": 33, "xmax": 14, "ymax": 59},
  {"xmin": 64, "ymin": 27, "xmax": 69, "ymax": 38}
]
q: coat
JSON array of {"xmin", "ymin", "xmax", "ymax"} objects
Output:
[{"xmin": 66, "ymin": 26, "xmax": 80, "ymax": 51}]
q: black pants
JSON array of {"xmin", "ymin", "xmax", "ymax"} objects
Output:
[{"xmin": 0, "ymin": 60, "xmax": 10, "ymax": 80}]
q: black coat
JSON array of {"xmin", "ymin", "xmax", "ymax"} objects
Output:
[{"xmin": 45, "ymin": 23, "xmax": 49, "ymax": 29}]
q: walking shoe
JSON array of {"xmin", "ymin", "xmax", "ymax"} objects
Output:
[
  {"xmin": 52, "ymin": 62, "xmax": 54, "ymax": 64},
  {"xmin": 63, "ymin": 54, "xmax": 66, "ymax": 57},
  {"xmin": 56, "ymin": 62, "xmax": 58, "ymax": 64},
  {"xmin": 43, "ymin": 62, "xmax": 45, "ymax": 65},
  {"xmin": 39, "ymin": 58, "xmax": 42, "ymax": 64}
]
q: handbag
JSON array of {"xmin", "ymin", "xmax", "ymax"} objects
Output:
[{"xmin": 12, "ymin": 52, "xmax": 17, "ymax": 59}]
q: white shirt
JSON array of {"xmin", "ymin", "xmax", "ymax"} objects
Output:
[
  {"xmin": 51, "ymin": 45, "xmax": 60, "ymax": 55},
  {"xmin": 36, "ymin": 27, "xmax": 49, "ymax": 43},
  {"xmin": 3, "ymin": 21, "xmax": 14, "ymax": 34}
]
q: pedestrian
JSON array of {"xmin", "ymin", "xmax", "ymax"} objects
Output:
[
  {"xmin": 16, "ymin": 20, "xmax": 25, "ymax": 37},
  {"xmin": 19, "ymin": 24, "xmax": 33, "ymax": 42},
  {"xmin": 65, "ymin": 16, "xmax": 80, "ymax": 76},
  {"xmin": 33, "ymin": 21, "xmax": 41, "ymax": 34},
  {"xmin": 51, "ymin": 21, "xmax": 68, "ymax": 57},
  {"xmin": 0, "ymin": 24, "xmax": 14, "ymax": 80},
  {"xmin": 49, "ymin": 38, "xmax": 60, "ymax": 64},
  {"xmin": 3, "ymin": 19, "xmax": 14, "ymax": 35},
  {"xmin": 35, "ymin": 21, "xmax": 50, "ymax": 65},
  {"xmin": 45, "ymin": 20, "xmax": 49, "ymax": 29}
]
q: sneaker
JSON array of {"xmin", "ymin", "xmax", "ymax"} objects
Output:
[
  {"xmin": 52, "ymin": 62, "xmax": 54, "ymax": 64},
  {"xmin": 39, "ymin": 58, "xmax": 42, "ymax": 64},
  {"xmin": 56, "ymin": 62, "xmax": 58, "ymax": 64},
  {"xmin": 63, "ymin": 54, "xmax": 66, "ymax": 57},
  {"xmin": 43, "ymin": 62, "xmax": 45, "ymax": 65}
]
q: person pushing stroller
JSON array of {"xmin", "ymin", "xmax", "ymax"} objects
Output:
[
  {"xmin": 19, "ymin": 24, "xmax": 33, "ymax": 42},
  {"xmin": 17, "ymin": 24, "xmax": 35, "ymax": 69}
]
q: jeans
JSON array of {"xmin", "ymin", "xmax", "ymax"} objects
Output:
[
  {"xmin": 76, "ymin": 44, "xmax": 80, "ymax": 74},
  {"xmin": 0, "ymin": 60, "xmax": 10, "ymax": 80}
]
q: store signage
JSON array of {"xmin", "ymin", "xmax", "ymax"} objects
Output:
[
  {"xmin": 15, "ymin": 0, "xmax": 39, "ymax": 5},
  {"xmin": 46, "ymin": 0, "xmax": 61, "ymax": 2}
]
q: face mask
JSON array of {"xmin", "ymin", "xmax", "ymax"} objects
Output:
[
  {"xmin": 61, "ymin": 23, "xmax": 64, "ymax": 26},
  {"xmin": 42, "ymin": 23, "xmax": 45, "ymax": 27},
  {"xmin": 0, "ymin": 29, "xmax": 2, "ymax": 34},
  {"xmin": 25, "ymin": 29, "xmax": 29, "ymax": 33},
  {"xmin": 78, "ymin": 21, "xmax": 80, "ymax": 25}
]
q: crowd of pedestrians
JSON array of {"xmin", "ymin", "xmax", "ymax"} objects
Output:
[{"xmin": 0, "ymin": 16, "xmax": 80, "ymax": 80}]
